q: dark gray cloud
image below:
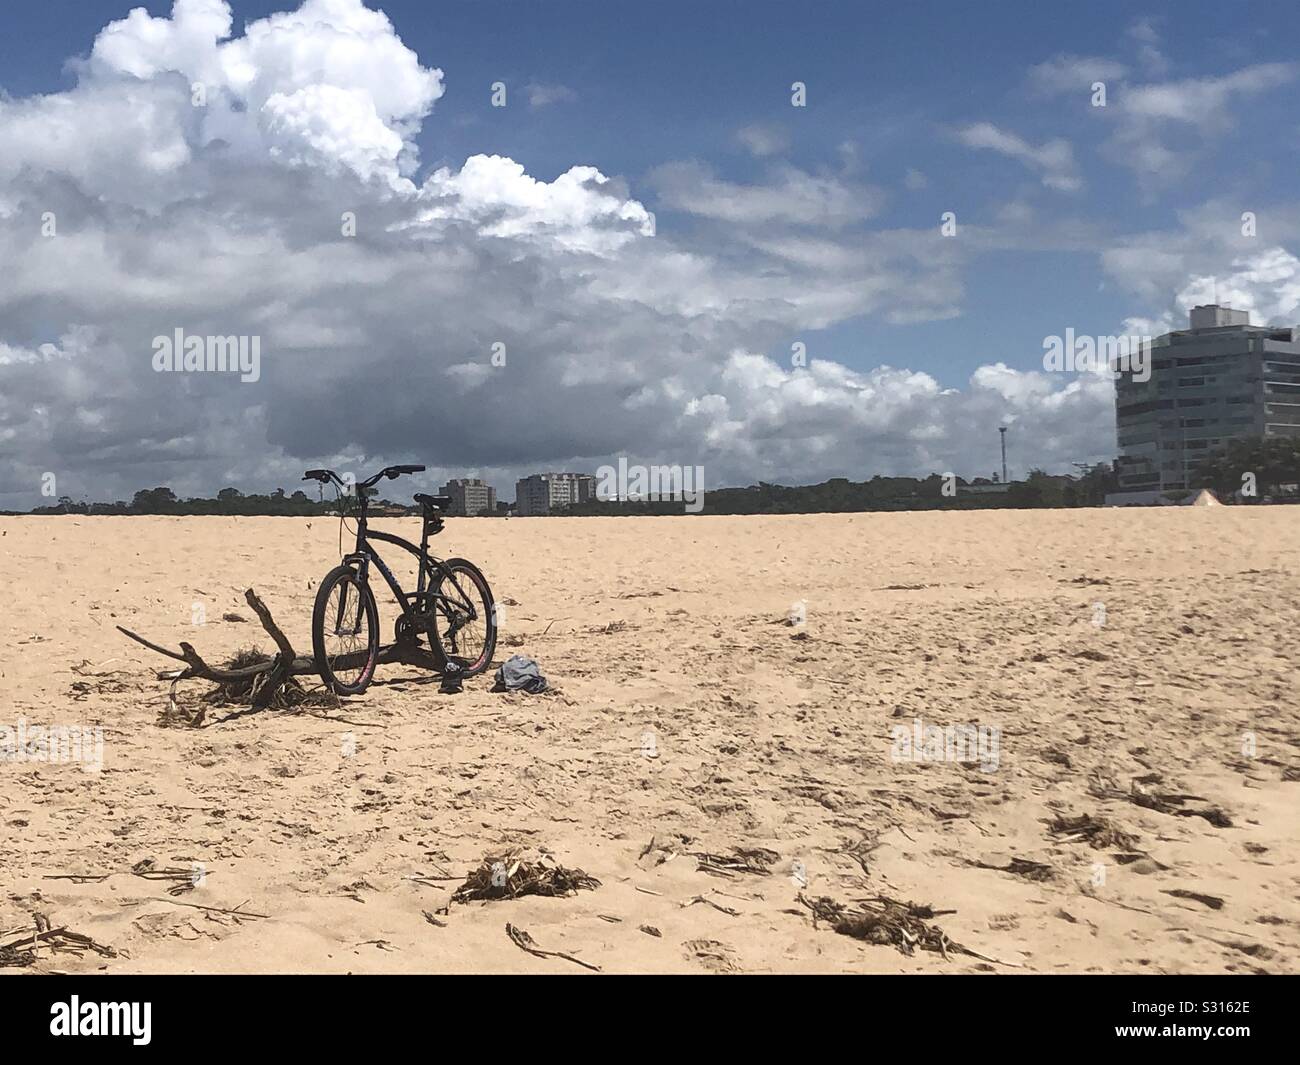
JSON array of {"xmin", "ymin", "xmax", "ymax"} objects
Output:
[{"xmin": 1, "ymin": 0, "xmax": 1155, "ymax": 510}]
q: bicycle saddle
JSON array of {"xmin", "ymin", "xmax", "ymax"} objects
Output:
[{"xmin": 414, "ymin": 493, "xmax": 452, "ymax": 511}]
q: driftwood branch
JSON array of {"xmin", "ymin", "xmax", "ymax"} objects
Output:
[
  {"xmin": 118, "ymin": 587, "xmax": 442, "ymax": 722},
  {"xmin": 117, "ymin": 589, "xmax": 315, "ymax": 685},
  {"xmin": 244, "ymin": 589, "xmax": 295, "ymax": 709}
]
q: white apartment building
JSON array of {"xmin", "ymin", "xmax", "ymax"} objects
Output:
[{"xmin": 514, "ymin": 472, "xmax": 596, "ymax": 515}]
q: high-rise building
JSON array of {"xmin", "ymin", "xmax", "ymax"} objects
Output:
[
  {"xmin": 1114, "ymin": 306, "xmax": 1300, "ymax": 493},
  {"xmin": 440, "ymin": 478, "xmax": 497, "ymax": 516},
  {"xmin": 514, "ymin": 472, "xmax": 596, "ymax": 515}
]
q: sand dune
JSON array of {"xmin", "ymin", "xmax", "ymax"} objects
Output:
[{"xmin": 1, "ymin": 509, "xmax": 1297, "ymax": 973}]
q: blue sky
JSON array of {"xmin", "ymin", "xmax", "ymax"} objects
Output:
[
  {"xmin": 6, "ymin": 0, "xmax": 1297, "ymax": 388},
  {"xmin": 2, "ymin": 0, "xmax": 1299, "ymax": 504}
]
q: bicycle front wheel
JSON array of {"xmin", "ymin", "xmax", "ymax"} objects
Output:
[
  {"xmin": 426, "ymin": 558, "xmax": 497, "ymax": 676},
  {"xmin": 311, "ymin": 565, "xmax": 379, "ymax": 694}
]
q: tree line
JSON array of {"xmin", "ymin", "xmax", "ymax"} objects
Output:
[
  {"xmin": 20, "ymin": 436, "xmax": 1300, "ymax": 516},
  {"xmin": 29, "ymin": 486, "xmax": 409, "ymax": 517}
]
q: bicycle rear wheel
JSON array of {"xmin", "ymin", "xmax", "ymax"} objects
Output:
[
  {"xmin": 311, "ymin": 565, "xmax": 379, "ymax": 694},
  {"xmin": 426, "ymin": 558, "xmax": 497, "ymax": 676}
]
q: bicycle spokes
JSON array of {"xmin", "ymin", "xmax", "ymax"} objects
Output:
[
  {"xmin": 324, "ymin": 580, "xmax": 367, "ymax": 667},
  {"xmin": 430, "ymin": 564, "xmax": 493, "ymax": 672}
]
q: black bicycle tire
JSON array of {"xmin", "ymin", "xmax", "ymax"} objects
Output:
[
  {"xmin": 311, "ymin": 564, "xmax": 380, "ymax": 695},
  {"xmin": 425, "ymin": 558, "xmax": 497, "ymax": 677}
]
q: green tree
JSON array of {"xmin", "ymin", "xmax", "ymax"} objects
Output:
[
  {"xmin": 131, "ymin": 487, "xmax": 178, "ymax": 512},
  {"xmin": 1194, "ymin": 436, "xmax": 1300, "ymax": 499}
]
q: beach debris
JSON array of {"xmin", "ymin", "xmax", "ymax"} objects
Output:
[
  {"xmin": 691, "ymin": 847, "xmax": 780, "ymax": 878},
  {"xmin": 68, "ymin": 668, "xmax": 136, "ymax": 700},
  {"xmin": 154, "ymin": 898, "xmax": 268, "ymax": 920},
  {"xmin": 798, "ymin": 892, "xmax": 1015, "ymax": 964},
  {"xmin": 71, "ymin": 658, "xmax": 120, "ymax": 676},
  {"xmin": 492, "ymin": 654, "xmax": 548, "ymax": 694},
  {"xmin": 0, "ymin": 942, "xmax": 35, "ymax": 968},
  {"xmin": 841, "ymin": 833, "xmax": 882, "ymax": 876},
  {"xmin": 122, "ymin": 589, "xmax": 322, "ymax": 719},
  {"xmin": 1048, "ymin": 812, "xmax": 1139, "ymax": 850},
  {"xmin": 1132, "ymin": 790, "xmax": 1233, "ymax": 827},
  {"xmin": 683, "ymin": 938, "xmax": 739, "ymax": 973},
  {"xmin": 1089, "ymin": 780, "xmax": 1233, "ymax": 828},
  {"xmin": 42, "ymin": 872, "xmax": 112, "ymax": 884},
  {"xmin": 639, "ymin": 925, "xmax": 662, "ymax": 937},
  {"xmin": 422, "ymin": 910, "xmax": 447, "ymax": 928},
  {"xmin": 972, "ymin": 856, "xmax": 1056, "ymax": 882},
  {"xmin": 120, "ymin": 587, "xmax": 442, "ymax": 722},
  {"xmin": 506, "ymin": 923, "xmax": 600, "ymax": 972},
  {"xmin": 43, "ymin": 858, "xmax": 210, "ymax": 895},
  {"xmin": 1113, "ymin": 852, "xmax": 1168, "ymax": 870},
  {"xmin": 0, "ymin": 919, "xmax": 118, "ymax": 967},
  {"xmin": 452, "ymin": 850, "xmax": 599, "ymax": 904},
  {"xmin": 683, "ymin": 895, "xmax": 741, "ymax": 917},
  {"xmin": 130, "ymin": 857, "xmax": 206, "ymax": 895},
  {"xmin": 1161, "ymin": 889, "xmax": 1225, "ymax": 911},
  {"xmin": 637, "ymin": 836, "xmax": 679, "ymax": 868}
]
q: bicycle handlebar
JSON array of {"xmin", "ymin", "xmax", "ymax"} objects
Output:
[{"xmin": 302, "ymin": 465, "xmax": 426, "ymax": 489}]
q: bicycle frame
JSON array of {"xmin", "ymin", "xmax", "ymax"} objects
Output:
[{"xmin": 340, "ymin": 491, "xmax": 479, "ymax": 636}]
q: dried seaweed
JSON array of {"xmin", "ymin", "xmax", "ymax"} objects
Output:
[
  {"xmin": 1162, "ymin": 888, "xmax": 1225, "ymax": 911},
  {"xmin": 0, "ymin": 922, "xmax": 117, "ymax": 967},
  {"xmin": 1090, "ymin": 783, "xmax": 1233, "ymax": 829},
  {"xmin": 691, "ymin": 847, "xmax": 780, "ymax": 878},
  {"xmin": 841, "ymin": 833, "xmax": 882, "ymax": 876},
  {"xmin": 798, "ymin": 892, "xmax": 1015, "ymax": 965},
  {"xmin": 452, "ymin": 850, "xmax": 600, "ymax": 903},
  {"xmin": 130, "ymin": 857, "xmax": 207, "ymax": 896},
  {"xmin": 0, "ymin": 943, "xmax": 35, "ymax": 968},
  {"xmin": 973, "ymin": 857, "xmax": 1056, "ymax": 882},
  {"xmin": 1048, "ymin": 812, "xmax": 1139, "ymax": 850},
  {"xmin": 1130, "ymin": 790, "xmax": 1233, "ymax": 827}
]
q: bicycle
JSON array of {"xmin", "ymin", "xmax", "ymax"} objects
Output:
[{"xmin": 302, "ymin": 464, "xmax": 498, "ymax": 695}]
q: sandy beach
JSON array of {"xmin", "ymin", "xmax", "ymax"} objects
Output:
[{"xmin": 1, "ymin": 509, "xmax": 1297, "ymax": 974}]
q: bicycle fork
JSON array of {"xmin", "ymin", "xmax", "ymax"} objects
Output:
[{"xmin": 335, "ymin": 554, "xmax": 371, "ymax": 637}]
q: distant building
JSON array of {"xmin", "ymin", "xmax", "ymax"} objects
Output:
[
  {"xmin": 1114, "ymin": 305, "xmax": 1300, "ymax": 493},
  {"xmin": 440, "ymin": 478, "xmax": 497, "ymax": 516},
  {"xmin": 515, "ymin": 472, "xmax": 596, "ymax": 516}
]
